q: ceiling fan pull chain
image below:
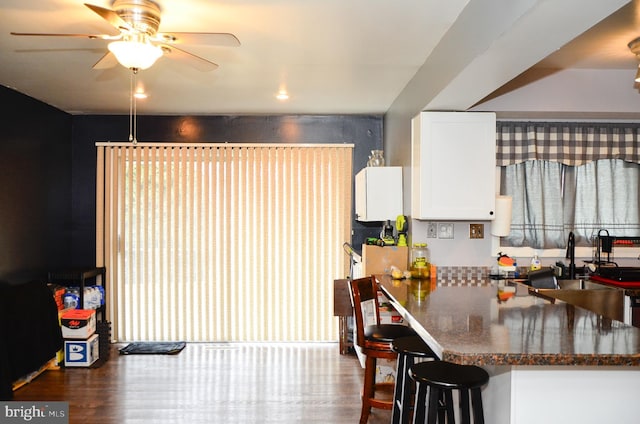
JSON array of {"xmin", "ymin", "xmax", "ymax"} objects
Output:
[
  {"xmin": 133, "ymin": 70, "xmax": 138, "ymax": 144},
  {"xmin": 129, "ymin": 70, "xmax": 134, "ymax": 143},
  {"xmin": 128, "ymin": 69, "xmax": 138, "ymax": 144}
]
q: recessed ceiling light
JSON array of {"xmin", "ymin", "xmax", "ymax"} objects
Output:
[
  {"xmin": 134, "ymin": 92, "xmax": 148, "ymax": 99},
  {"xmin": 276, "ymin": 90, "xmax": 289, "ymax": 101}
]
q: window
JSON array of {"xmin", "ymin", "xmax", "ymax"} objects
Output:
[
  {"xmin": 496, "ymin": 122, "xmax": 640, "ymax": 258},
  {"xmin": 96, "ymin": 143, "xmax": 353, "ymax": 342},
  {"xmin": 501, "ymin": 159, "xmax": 640, "ymax": 247}
]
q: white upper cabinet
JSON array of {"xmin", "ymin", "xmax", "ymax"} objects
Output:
[
  {"xmin": 355, "ymin": 166, "xmax": 403, "ymax": 222},
  {"xmin": 411, "ymin": 112, "xmax": 497, "ymax": 220}
]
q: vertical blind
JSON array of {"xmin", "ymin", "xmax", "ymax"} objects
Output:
[{"xmin": 96, "ymin": 143, "xmax": 353, "ymax": 342}]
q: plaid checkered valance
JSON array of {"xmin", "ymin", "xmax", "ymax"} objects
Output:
[{"xmin": 496, "ymin": 122, "xmax": 640, "ymax": 166}]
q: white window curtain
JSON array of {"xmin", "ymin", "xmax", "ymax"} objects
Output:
[
  {"xmin": 497, "ymin": 122, "xmax": 640, "ymax": 248},
  {"xmin": 96, "ymin": 143, "xmax": 353, "ymax": 342},
  {"xmin": 566, "ymin": 159, "xmax": 640, "ymax": 239},
  {"xmin": 501, "ymin": 160, "xmax": 565, "ymax": 248},
  {"xmin": 502, "ymin": 159, "xmax": 640, "ymax": 248}
]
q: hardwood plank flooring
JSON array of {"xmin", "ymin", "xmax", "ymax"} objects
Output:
[{"xmin": 12, "ymin": 343, "xmax": 393, "ymax": 424}]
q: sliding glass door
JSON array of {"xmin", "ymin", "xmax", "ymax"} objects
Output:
[{"xmin": 96, "ymin": 143, "xmax": 353, "ymax": 342}]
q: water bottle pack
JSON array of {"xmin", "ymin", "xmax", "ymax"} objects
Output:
[{"xmin": 62, "ymin": 285, "xmax": 104, "ymax": 310}]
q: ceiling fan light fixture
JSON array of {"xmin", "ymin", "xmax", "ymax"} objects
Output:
[
  {"xmin": 628, "ymin": 37, "xmax": 640, "ymax": 84},
  {"xmin": 108, "ymin": 39, "xmax": 163, "ymax": 70}
]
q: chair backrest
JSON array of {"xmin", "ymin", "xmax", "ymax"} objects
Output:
[{"xmin": 348, "ymin": 276, "xmax": 381, "ymax": 348}]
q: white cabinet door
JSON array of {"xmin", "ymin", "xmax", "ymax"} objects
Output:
[
  {"xmin": 411, "ymin": 112, "xmax": 496, "ymax": 220},
  {"xmin": 355, "ymin": 166, "xmax": 403, "ymax": 222}
]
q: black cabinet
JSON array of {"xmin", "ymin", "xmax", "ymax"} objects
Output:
[{"xmin": 47, "ymin": 267, "xmax": 106, "ymax": 320}]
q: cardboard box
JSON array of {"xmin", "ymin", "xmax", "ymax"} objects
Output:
[
  {"xmin": 61, "ymin": 309, "xmax": 96, "ymax": 339},
  {"xmin": 361, "ymin": 245, "xmax": 409, "ymax": 323},
  {"xmin": 362, "ymin": 245, "xmax": 409, "ymax": 276},
  {"xmin": 64, "ymin": 334, "xmax": 99, "ymax": 367}
]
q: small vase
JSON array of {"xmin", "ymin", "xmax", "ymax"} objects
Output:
[{"xmin": 367, "ymin": 150, "xmax": 385, "ymax": 167}]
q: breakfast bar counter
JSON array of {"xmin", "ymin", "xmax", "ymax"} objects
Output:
[{"xmin": 375, "ymin": 274, "xmax": 640, "ymax": 424}]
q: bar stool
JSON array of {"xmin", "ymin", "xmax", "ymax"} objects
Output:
[
  {"xmin": 391, "ymin": 336, "xmax": 438, "ymax": 424},
  {"xmin": 409, "ymin": 361, "xmax": 489, "ymax": 424},
  {"xmin": 349, "ymin": 276, "xmax": 417, "ymax": 424}
]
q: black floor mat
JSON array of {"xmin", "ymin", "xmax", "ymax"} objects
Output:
[{"xmin": 119, "ymin": 342, "xmax": 186, "ymax": 355}]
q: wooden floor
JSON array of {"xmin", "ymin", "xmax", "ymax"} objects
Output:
[{"xmin": 12, "ymin": 343, "xmax": 392, "ymax": 424}]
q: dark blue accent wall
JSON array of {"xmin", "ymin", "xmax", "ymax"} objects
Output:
[{"xmin": 0, "ymin": 86, "xmax": 72, "ymax": 282}]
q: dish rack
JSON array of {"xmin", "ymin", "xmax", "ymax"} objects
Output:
[{"xmin": 594, "ymin": 230, "xmax": 640, "ymax": 282}]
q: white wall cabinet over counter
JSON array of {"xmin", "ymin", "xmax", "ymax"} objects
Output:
[
  {"xmin": 411, "ymin": 111, "xmax": 496, "ymax": 220},
  {"xmin": 355, "ymin": 166, "xmax": 403, "ymax": 222}
]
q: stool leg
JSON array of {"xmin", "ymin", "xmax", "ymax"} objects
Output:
[
  {"xmin": 392, "ymin": 353, "xmax": 407, "ymax": 424},
  {"xmin": 436, "ymin": 390, "xmax": 445, "ymax": 423},
  {"xmin": 443, "ymin": 390, "xmax": 454, "ymax": 423},
  {"xmin": 459, "ymin": 389, "xmax": 471, "ymax": 424},
  {"xmin": 360, "ymin": 356, "xmax": 376, "ymax": 424},
  {"xmin": 470, "ymin": 388, "xmax": 485, "ymax": 424},
  {"xmin": 437, "ymin": 389, "xmax": 454, "ymax": 423},
  {"xmin": 412, "ymin": 382, "xmax": 427, "ymax": 424},
  {"xmin": 426, "ymin": 387, "xmax": 440, "ymax": 424},
  {"xmin": 400, "ymin": 356, "xmax": 416, "ymax": 424}
]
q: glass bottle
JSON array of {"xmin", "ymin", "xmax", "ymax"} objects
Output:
[
  {"xmin": 367, "ymin": 150, "xmax": 385, "ymax": 167},
  {"xmin": 410, "ymin": 243, "xmax": 431, "ymax": 279}
]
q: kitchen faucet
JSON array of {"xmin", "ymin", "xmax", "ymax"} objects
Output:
[{"xmin": 566, "ymin": 231, "xmax": 576, "ymax": 279}]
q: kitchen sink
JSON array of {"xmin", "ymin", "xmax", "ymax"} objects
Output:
[
  {"xmin": 526, "ymin": 278, "xmax": 625, "ymax": 322},
  {"xmin": 554, "ymin": 279, "xmax": 615, "ymax": 290}
]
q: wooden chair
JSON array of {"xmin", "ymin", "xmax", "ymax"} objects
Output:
[{"xmin": 349, "ymin": 276, "xmax": 417, "ymax": 424}]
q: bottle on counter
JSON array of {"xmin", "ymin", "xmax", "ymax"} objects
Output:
[
  {"xmin": 410, "ymin": 242, "xmax": 431, "ymax": 279},
  {"xmin": 530, "ymin": 255, "xmax": 541, "ymax": 272}
]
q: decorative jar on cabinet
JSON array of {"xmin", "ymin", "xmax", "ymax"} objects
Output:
[{"xmin": 411, "ymin": 111, "xmax": 496, "ymax": 220}]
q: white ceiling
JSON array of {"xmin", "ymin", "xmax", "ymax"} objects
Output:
[{"xmin": 0, "ymin": 0, "xmax": 638, "ymax": 116}]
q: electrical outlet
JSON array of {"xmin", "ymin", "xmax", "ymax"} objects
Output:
[
  {"xmin": 427, "ymin": 222, "xmax": 438, "ymax": 238},
  {"xmin": 470, "ymin": 223, "xmax": 484, "ymax": 239},
  {"xmin": 438, "ymin": 223, "xmax": 454, "ymax": 239}
]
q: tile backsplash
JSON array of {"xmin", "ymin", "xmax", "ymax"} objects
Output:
[
  {"xmin": 435, "ymin": 266, "xmax": 529, "ymax": 286},
  {"xmin": 436, "ymin": 266, "xmax": 491, "ymax": 286}
]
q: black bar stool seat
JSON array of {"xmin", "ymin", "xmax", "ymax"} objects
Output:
[
  {"xmin": 409, "ymin": 361, "xmax": 489, "ymax": 424},
  {"xmin": 366, "ymin": 324, "xmax": 416, "ymax": 342},
  {"xmin": 391, "ymin": 336, "xmax": 438, "ymax": 424}
]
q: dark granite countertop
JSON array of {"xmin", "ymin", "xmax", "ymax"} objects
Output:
[{"xmin": 376, "ymin": 274, "xmax": 640, "ymax": 366}]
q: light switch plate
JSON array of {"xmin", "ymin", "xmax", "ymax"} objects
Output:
[
  {"xmin": 427, "ymin": 222, "xmax": 438, "ymax": 238},
  {"xmin": 470, "ymin": 223, "xmax": 484, "ymax": 239},
  {"xmin": 438, "ymin": 223, "xmax": 454, "ymax": 239}
]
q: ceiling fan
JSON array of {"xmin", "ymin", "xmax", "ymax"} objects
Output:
[{"xmin": 10, "ymin": 0, "xmax": 240, "ymax": 71}]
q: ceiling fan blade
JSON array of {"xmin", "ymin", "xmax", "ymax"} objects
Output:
[
  {"xmin": 84, "ymin": 3, "xmax": 133, "ymax": 32},
  {"xmin": 92, "ymin": 51, "xmax": 119, "ymax": 70},
  {"xmin": 10, "ymin": 32, "xmax": 119, "ymax": 40},
  {"xmin": 160, "ymin": 44, "xmax": 219, "ymax": 72},
  {"xmin": 155, "ymin": 32, "xmax": 240, "ymax": 47}
]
